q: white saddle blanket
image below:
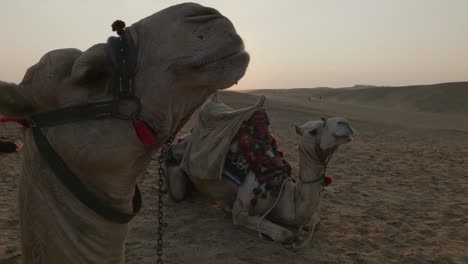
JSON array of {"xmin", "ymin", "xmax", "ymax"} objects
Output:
[{"xmin": 179, "ymin": 93, "xmax": 265, "ymax": 180}]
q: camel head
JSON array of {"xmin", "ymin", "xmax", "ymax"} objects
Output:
[
  {"xmin": 292, "ymin": 117, "xmax": 354, "ymax": 232},
  {"xmin": 295, "ymin": 117, "xmax": 355, "ymax": 154},
  {"xmin": 129, "ymin": 2, "xmax": 250, "ymax": 135},
  {"xmin": 131, "ymin": 2, "xmax": 249, "ymax": 91},
  {"xmin": 0, "ymin": 2, "xmax": 249, "ymax": 138}
]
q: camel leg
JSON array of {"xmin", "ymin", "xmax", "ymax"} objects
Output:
[
  {"xmin": 166, "ymin": 166, "xmax": 188, "ymax": 201},
  {"xmin": 231, "ymin": 172, "xmax": 295, "ymax": 242},
  {"xmin": 232, "ymin": 201, "xmax": 295, "ymax": 242}
]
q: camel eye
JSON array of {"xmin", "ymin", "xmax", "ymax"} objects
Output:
[{"xmin": 309, "ymin": 130, "xmax": 317, "ymax": 136}]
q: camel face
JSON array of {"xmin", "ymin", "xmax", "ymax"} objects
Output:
[
  {"xmin": 122, "ymin": 2, "xmax": 250, "ymax": 136},
  {"xmin": 131, "ymin": 3, "xmax": 250, "ymax": 93},
  {"xmin": 296, "ymin": 117, "xmax": 354, "ymax": 152}
]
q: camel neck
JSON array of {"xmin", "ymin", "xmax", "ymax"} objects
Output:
[
  {"xmin": 139, "ymin": 83, "xmax": 214, "ymax": 143},
  {"xmin": 294, "ymin": 142, "xmax": 324, "ymax": 223},
  {"xmin": 297, "ymin": 141, "xmax": 325, "ymax": 184}
]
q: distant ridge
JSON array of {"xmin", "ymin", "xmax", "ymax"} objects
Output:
[{"xmin": 248, "ymin": 82, "xmax": 468, "ymax": 116}]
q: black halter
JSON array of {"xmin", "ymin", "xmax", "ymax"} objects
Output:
[
  {"xmin": 27, "ymin": 25, "xmax": 146, "ymax": 224},
  {"xmin": 107, "ymin": 25, "xmax": 138, "ymax": 99}
]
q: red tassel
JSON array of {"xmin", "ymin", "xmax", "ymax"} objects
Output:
[
  {"xmin": 324, "ymin": 176, "xmax": 333, "ymax": 186},
  {"xmin": 133, "ymin": 119, "xmax": 158, "ymax": 148}
]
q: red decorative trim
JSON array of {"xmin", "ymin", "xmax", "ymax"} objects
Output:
[
  {"xmin": 0, "ymin": 116, "xmax": 29, "ymax": 128},
  {"xmin": 133, "ymin": 119, "xmax": 158, "ymax": 148}
]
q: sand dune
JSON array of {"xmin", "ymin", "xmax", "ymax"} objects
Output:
[
  {"xmin": 250, "ymin": 82, "xmax": 468, "ymax": 116},
  {"xmin": 1, "ymin": 86, "xmax": 467, "ymax": 263}
]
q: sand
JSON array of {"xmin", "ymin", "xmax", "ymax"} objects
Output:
[
  {"xmin": 250, "ymin": 82, "xmax": 468, "ymax": 116},
  {"xmin": 1, "ymin": 88, "xmax": 467, "ymax": 263}
]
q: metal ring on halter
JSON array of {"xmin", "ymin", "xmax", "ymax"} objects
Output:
[{"xmin": 115, "ymin": 98, "xmax": 142, "ymax": 120}]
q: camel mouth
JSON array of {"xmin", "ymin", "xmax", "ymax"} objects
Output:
[
  {"xmin": 169, "ymin": 45, "xmax": 249, "ymax": 77},
  {"xmin": 180, "ymin": 31, "xmax": 246, "ymax": 69},
  {"xmin": 333, "ymin": 131, "xmax": 353, "ymax": 141},
  {"xmin": 193, "ymin": 42, "xmax": 248, "ymax": 70},
  {"xmin": 335, "ymin": 135, "xmax": 353, "ymax": 142},
  {"xmin": 204, "ymin": 50, "xmax": 249, "ymax": 67}
]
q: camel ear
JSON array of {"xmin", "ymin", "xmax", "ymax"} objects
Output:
[
  {"xmin": 295, "ymin": 124, "xmax": 303, "ymax": 135},
  {"xmin": 70, "ymin": 44, "xmax": 111, "ymax": 85},
  {"xmin": 0, "ymin": 81, "xmax": 36, "ymax": 117}
]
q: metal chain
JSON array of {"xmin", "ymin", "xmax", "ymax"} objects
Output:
[{"xmin": 156, "ymin": 135, "xmax": 175, "ymax": 264}]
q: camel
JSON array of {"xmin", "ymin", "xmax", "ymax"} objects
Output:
[
  {"xmin": 167, "ymin": 96, "xmax": 354, "ymax": 245},
  {"xmin": 0, "ymin": 3, "xmax": 249, "ymax": 263}
]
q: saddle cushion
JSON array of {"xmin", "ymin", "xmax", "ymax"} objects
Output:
[{"xmin": 228, "ymin": 111, "xmax": 291, "ymax": 193}]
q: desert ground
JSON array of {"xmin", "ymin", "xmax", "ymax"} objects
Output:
[{"xmin": 1, "ymin": 84, "xmax": 467, "ymax": 263}]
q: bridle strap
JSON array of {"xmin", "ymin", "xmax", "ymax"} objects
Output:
[
  {"xmin": 298, "ymin": 141, "xmax": 336, "ymax": 185},
  {"xmin": 107, "ymin": 29, "xmax": 138, "ymax": 99},
  {"xmin": 28, "ymin": 100, "xmax": 117, "ymax": 128},
  {"xmin": 300, "ymin": 173, "xmax": 325, "ymax": 184},
  {"xmin": 30, "ymin": 124, "xmax": 141, "ymax": 224}
]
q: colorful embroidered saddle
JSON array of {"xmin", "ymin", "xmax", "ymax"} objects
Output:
[
  {"xmin": 224, "ymin": 111, "xmax": 291, "ymax": 192},
  {"xmin": 167, "ymin": 111, "xmax": 291, "ymax": 195}
]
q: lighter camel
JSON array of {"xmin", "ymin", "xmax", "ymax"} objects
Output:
[{"xmin": 167, "ymin": 97, "xmax": 354, "ymax": 245}]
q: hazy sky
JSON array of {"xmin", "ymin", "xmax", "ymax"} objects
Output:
[{"xmin": 1, "ymin": 0, "xmax": 467, "ymax": 90}]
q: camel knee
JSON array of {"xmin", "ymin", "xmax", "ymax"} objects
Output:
[
  {"xmin": 231, "ymin": 198, "xmax": 250, "ymax": 225},
  {"xmin": 166, "ymin": 166, "xmax": 188, "ymax": 202}
]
